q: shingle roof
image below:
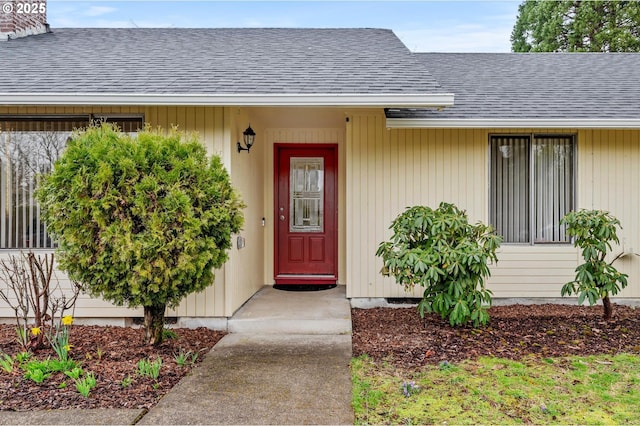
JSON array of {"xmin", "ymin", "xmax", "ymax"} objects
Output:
[
  {"xmin": 0, "ymin": 28, "xmax": 445, "ymax": 95},
  {"xmin": 386, "ymin": 52, "xmax": 640, "ymax": 120}
]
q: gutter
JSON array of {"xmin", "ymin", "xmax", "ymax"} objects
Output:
[
  {"xmin": 0, "ymin": 93, "xmax": 455, "ymax": 108},
  {"xmin": 386, "ymin": 118, "xmax": 640, "ymax": 129}
]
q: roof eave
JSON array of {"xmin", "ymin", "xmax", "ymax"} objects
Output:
[
  {"xmin": 0, "ymin": 93, "xmax": 455, "ymax": 108},
  {"xmin": 386, "ymin": 118, "xmax": 640, "ymax": 129}
]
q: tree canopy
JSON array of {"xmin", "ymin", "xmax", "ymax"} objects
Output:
[
  {"xmin": 37, "ymin": 124, "xmax": 244, "ymax": 345},
  {"xmin": 511, "ymin": 0, "xmax": 640, "ymax": 52}
]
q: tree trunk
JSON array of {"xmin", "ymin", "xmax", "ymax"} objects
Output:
[
  {"xmin": 143, "ymin": 304, "xmax": 166, "ymax": 346},
  {"xmin": 602, "ymin": 295, "xmax": 613, "ymax": 321}
]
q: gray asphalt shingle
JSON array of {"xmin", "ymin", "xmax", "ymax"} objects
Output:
[
  {"xmin": 4, "ymin": 29, "xmax": 638, "ymax": 119},
  {"xmin": 0, "ymin": 28, "xmax": 444, "ymax": 95},
  {"xmin": 386, "ymin": 52, "xmax": 640, "ymax": 120}
]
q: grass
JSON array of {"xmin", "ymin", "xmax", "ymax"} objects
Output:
[{"xmin": 352, "ymin": 353, "xmax": 640, "ymax": 425}]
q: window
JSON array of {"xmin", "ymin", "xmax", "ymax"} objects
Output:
[
  {"xmin": 0, "ymin": 115, "xmax": 143, "ymax": 249},
  {"xmin": 290, "ymin": 157, "xmax": 324, "ymax": 232},
  {"xmin": 489, "ymin": 134, "xmax": 575, "ymax": 244}
]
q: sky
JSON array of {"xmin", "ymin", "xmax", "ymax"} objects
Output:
[{"xmin": 46, "ymin": 0, "xmax": 521, "ymax": 52}]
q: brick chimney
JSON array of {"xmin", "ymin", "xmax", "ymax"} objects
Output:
[{"xmin": 1, "ymin": 0, "xmax": 49, "ymax": 41}]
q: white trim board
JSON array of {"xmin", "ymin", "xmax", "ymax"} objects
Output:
[
  {"xmin": 386, "ymin": 118, "xmax": 640, "ymax": 129},
  {"xmin": 0, "ymin": 93, "xmax": 455, "ymax": 108}
]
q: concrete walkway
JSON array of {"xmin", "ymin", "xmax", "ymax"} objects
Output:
[{"xmin": 0, "ymin": 285, "xmax": 354, "ymax": 425}]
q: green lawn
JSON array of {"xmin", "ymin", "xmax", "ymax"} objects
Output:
[{"xmin": 352, "ymin": 353, "xmax": 640, "ymax": 425}]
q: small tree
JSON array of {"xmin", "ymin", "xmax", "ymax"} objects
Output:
[
  {"xmin": 36, "ymin": 124, "xmax": 244, "ymax": 345},
  {"xmin": 561, "ymin": 209, "xmax": 628, "ymax": 321},
  {"xmin": 0, "ymin": 252, "xmax": 82, "ymax": 350},
  {"xmin": 376, "ymin": 202, "xmax": 502, "ymax": 327}
]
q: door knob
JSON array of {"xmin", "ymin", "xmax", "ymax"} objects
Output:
[{"xmin": 279, "ymin": 215, "xmax": 285, "ymax": 221}]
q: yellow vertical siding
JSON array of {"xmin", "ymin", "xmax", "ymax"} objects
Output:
[
  {"xmin": 346, "ymin": 114, "xmax": 489, "ymax": 298},
  {"xmin": 223, "ymin": 108, "xmax": 264, "ymax": 316},
  {"xmin": 347, "ymin": 115, "xmax": 640, "ymax": 300},
  {"xmin": 577, "ymin": 129, "xmax": 640, "ymax": 297},
  {"xmin": 165, "ymin": 106, "xmax": 232, "ymax": 317},
  {"xmin": 3, "ymin": 105, "xmax": 640, "ymax": 319}
]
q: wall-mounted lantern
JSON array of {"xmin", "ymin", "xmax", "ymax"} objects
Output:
[{"xmin": 237, "ymin": 125, "xmax": 256, "ymax": 153}]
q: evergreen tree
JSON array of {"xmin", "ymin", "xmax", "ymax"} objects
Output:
[
  {"xmin": 511, "ymin": 0, "xmax": 640, "ymax": 52},
  {"xmin": 37, "ymin": 124, "xmax": 244, "ymax": 345}
]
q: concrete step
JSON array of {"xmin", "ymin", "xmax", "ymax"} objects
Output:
[{"xmin": 227, "ymin": 285, "xmax": 352, "ymax": 335}]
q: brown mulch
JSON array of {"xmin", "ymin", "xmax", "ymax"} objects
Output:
[
  {"xmin": 352, "ymin": 303, "xmax": 640, "ymax": 368},
  {"xmin": 0, "ymin": 325, "xmax": 224, "ymax": 411},
  {"xmin": 3, "ymin": 304, "xmax": 640, "ymax": 411}
]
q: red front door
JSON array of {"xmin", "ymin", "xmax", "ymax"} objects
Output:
[{"xmin": 275, "ymin": 144, "xmax": 337, "ymax": 285}]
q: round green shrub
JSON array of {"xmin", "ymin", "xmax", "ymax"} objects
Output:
[{"xmin": 37, "ymin": 124, "xmax": 244, "ymax": 343}]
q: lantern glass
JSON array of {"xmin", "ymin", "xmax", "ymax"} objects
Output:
[{"xmin": 243, "ymin": 126, "xmax": 256, "ymax": 149}]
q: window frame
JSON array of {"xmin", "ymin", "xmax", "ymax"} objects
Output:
[
  {"xmin": 488, "ymin": 133, "xmax": 577, "ymax": 246},
  {"xmin": 0, "ymin": 114, "xmax": 144, "ymax": 250}
]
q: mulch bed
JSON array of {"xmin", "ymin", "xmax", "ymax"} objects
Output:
[
  {"xmin": 352, "ymin": 303, "xmax": 640, "ymax": 368},
  {"xmin": 2, "ymin": 303, "xmax": 639, "ymax": 411},
  {"xmin": 0, "ymin": 325, "xmax": 225, "ymax": 411}
]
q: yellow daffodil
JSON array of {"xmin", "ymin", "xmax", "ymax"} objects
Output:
[
  {"xmin": 62, "ymin": 315, "xmax": 74, "ymax": 326},
  {"xmin": 31, "ymin": 326, "xmax": 42, "ymax": 336},
  {"xmin": 63, "ymin": 344, "xmax": 72, "ymax": 352}
]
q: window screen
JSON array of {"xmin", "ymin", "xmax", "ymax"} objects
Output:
[{"xmin": 490, "ymin": 134, "xmax": 575, "ymax": 244}]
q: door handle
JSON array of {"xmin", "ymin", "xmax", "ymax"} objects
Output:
[{"xmin": 279, "ymin": 215, "xmax": 285, "ymax": 221}]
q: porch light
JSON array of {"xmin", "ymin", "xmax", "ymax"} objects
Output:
[{"xmin": 237, "ymin": 125, "xmax": 256, "ymax": 153}]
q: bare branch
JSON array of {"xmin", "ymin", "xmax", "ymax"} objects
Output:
[{"xmin": 0, "ymin": 251, "xmax": 83, "ymax": 350}]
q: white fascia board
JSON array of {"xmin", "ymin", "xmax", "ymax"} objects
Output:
[
  {"xmin": 386, "ymin": 118, "xmax": 640, "ymax": 129},
  {"xmin": 0, "ymin": 93, "xmax": 455, "ymax": 108}
]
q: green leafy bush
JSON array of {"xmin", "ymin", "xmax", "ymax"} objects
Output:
[
  {"xmin": 376, "ymin": 202, "xmax": 501, "ymax": 327},
  {"xmin": 561, "ymin": 209, "xmax": 628, "ymax": 320},
  {"xmin": 36, "ymin": 124, "xmax": 244, "ymax": 345}
]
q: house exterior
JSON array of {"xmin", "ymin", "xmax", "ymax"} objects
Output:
[{"xmin": 1, "ymin": 8, "xmax": 639, "ymax": 325}]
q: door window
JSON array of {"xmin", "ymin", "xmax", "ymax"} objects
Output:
[{"xmin": 290, "ymin": 157, "xmax": 324, "ymax": 232}]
